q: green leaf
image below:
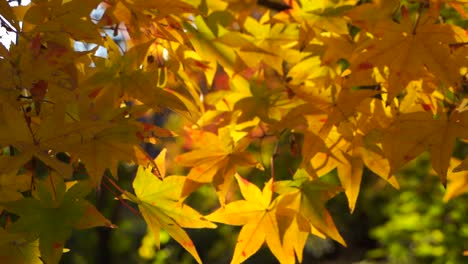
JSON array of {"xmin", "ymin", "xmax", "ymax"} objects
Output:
[
  {"xmin": 0, "ymin": 176, "xmax": 112, "ymax": 264},
  {"xmin": 128, "ymin": 164, "xmax": 216, "ymax": 264}
]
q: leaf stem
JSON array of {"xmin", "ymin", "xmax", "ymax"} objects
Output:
[
  {"xmin": 21, "ymin": 106, "xmax": 38, "ymax": 145},
  {"xmin": 412, "ymin": 4, "xmax": 424, "ymax": 35},
  {"xmin": 0, "ymin": 16, "xmax": 17, "ymax": 34},
  {"xmin": 49, "ymin": 174, "xmax": 57, "ymax": 201},
  {"xmin": 103, "ymin": 176, "xmax": 141, "ymax": 217},
  {"xmin": 104, "ymin": 175, "xmax": 126, "ymax": 195},
  {"xmin": 270, "ymin": 141, "xmax": 279, "ymax": 180},
  {"xmin": 270, "ymin": 131, "xmax": 285, "ymax": 180}
]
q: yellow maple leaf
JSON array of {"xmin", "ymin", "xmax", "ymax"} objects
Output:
[
  {"xmin": 274, "ymin": 0, "xmax": 357, "ymax": 35},
  {"xmin": 274, "ymin": 170, "xmax": 346, "ymax": 261},
  {"xmin": 443, "ymin": 158, "xmax": 468, "ymax": 201},
  {"xmin": 207, "ymin": 174, "xmax": 293, "ymax": 264},
  {"xmin": 22, "ymin": 0, "xmax": 102, "ymax": 42},
  {"xmin": 0, "ymin": 157, "xmax": 31, "ymax": 212},
  {"xmin": 176, "ymin": 128, "xmax": 259, "ymax": 204},
  {"xmin": 291, "ymin": 83, "xmax": 378, "ymax": 134},
  {"xmin": 0, "ymin": 104, "xmax": 74, "ymax": 179},
  {"xmin": 380, "ymin": 108, "xmax": 468, "ymax": 185},
  {"xmin": 348, "ymin": 13, "xmax": 467, "ymax": 100},
  {"xmin": 45, "ymin": 120, "xmax": 153, "ymax": 186},
  {"xmin": 84, "ymin": 40, "xmax": 188, "ymax": 113},
  {"xmin": 346, "ymin": 0, "xmax": 400, "ymax": 33},
  {"xmin": 102, "ymin": 0, "xmax": 195, "ymax": 43},
  {"xmin": 305, "ymin": 123, "xmax": 399, "ymax": 212}
]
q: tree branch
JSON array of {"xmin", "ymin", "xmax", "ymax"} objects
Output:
[{"xmin": 258, "ymin": 0, "xmax": 291, "ymax": 12}]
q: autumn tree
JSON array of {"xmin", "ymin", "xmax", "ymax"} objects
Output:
[{"xmin": 0, "ymin": 0, "xmax": 467, "ymax": 263}]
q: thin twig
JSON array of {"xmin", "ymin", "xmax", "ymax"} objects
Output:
[
  {"xmin": 270, "ymin": 139, "xmax": 280, "ymax": 180},
  {"xmin": 270, "ymin": 130, "xmax": 286, "ymax": 180},
  {"xmin": 21, "ymin": 106, "xmax": 38, "ymax": 145}
]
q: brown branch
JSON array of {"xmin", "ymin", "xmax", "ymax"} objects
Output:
[
  {"xmin": 449, "ymin": 42, "xmax": 468, "ymax": 50},
  {"xmin": 0, "ymin": 15, "xmax": 17, "ymax": 34},
  {"xmin": 257, "ymin": 0, "xmax": 291, "ymax": 12}
]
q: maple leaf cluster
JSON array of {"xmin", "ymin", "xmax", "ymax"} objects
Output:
[{"xmin": 0, "ymin": 0, "xmax": 467, "ymax": 263}]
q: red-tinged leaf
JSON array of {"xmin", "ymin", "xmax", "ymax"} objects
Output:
[
  {"xmin": 358, "ymin": 62, "xmax": 374, "ymax": 70},
  {"xmin": 231, "ymin": 218, "xmax": 266, "ymax": 264}
]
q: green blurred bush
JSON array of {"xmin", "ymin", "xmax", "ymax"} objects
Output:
[{"xmin": 365, "ymin": 154, "xmax": 468, "ymax": 264}]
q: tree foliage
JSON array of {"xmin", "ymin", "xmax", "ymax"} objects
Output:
[{"xmin": 0, "ymin": 0, "xmax": 467, "ymax": 263}]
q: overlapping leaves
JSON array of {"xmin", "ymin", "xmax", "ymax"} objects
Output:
[
  {"xmin": 124, "ymin": 151, "xmax": 216, "ymax": 264},
  {"xmin": 0, "ymin": 175, "xmax": 113, "ymax": 264},
  {"xmin": 0, "ymin": 0, "xmax": 467, "ymax": 263}
]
